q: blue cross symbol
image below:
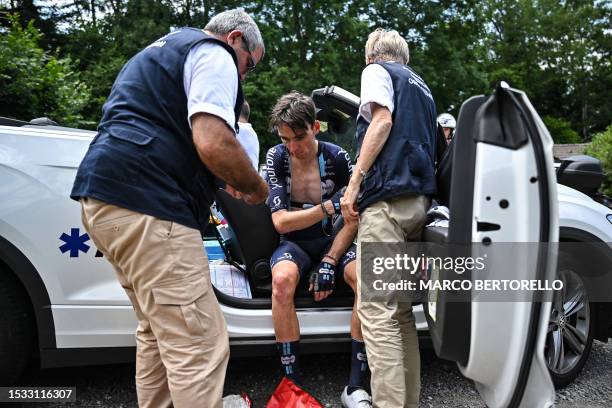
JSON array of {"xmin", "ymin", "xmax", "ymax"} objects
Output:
[{"xmin": 59, "ymin": 228, "xmax": 90, "ymax": 258}]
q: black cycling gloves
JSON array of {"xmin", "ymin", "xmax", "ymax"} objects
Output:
[{"xmin": 309, "ymin": 261, "xmax": 336, "ymax": 293}]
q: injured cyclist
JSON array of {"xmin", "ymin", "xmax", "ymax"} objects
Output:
[{"xmin": 264, "ymin": 92, "xmax": 372, "ymax": 407}]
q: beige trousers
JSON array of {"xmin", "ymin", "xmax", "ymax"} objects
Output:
[
  {"xmin": 356, "ymin": 195, "xmax": 430, "ymax": 408},
  {"xmin": 80, "ymin": 198, "xmax": 229, "ymax": 408}
]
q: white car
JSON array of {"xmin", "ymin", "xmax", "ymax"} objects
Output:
[{"xmin": 1, "ymin": 85, "xmax": 610, "ymax": 407}]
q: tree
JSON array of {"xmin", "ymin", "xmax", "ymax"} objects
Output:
[
  {"xmin": 0, "ymin": 13, "xmax": 91, "ymax": 126},
  {"xmin": 534, "ymin": 0, "xmax": 611, "ymax": 139},
  {"xmin": 481, "ymin": 0, "xmax": 612, "ymax": 139},
  {"xmin": 0, "ymin": 0, "xmax": 68, "ymax": 49},
  {"xmin": 584, "ymin": 125, "xmax": 612, "ymax": 196},
  {"xmin": 239, "ymin": 0, "xmax": 370, "ymax": 154},
  {"xmin": 410, "ymin": 0, "xmax": 490, "ymax": 114},
  {"xmin": 1, "ymin": 0, "xmax": 609, "ymax": 145},
  {"xmin": 542, "ymin": 116, "xmax": 581, "ymax": 144}
]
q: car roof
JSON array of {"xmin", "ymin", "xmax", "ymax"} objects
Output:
[{"xmin": 0, "ymin": 116, "xmax": 96, "ymax": 138}]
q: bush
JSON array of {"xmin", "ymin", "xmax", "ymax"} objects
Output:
[
  {"xmin": 542, "ymin": 116, "xmax": 581, "ymax": 144},
  {"xmin": 0, "ymin": 14, "xmax": 92, "ymax": 127},
  {"xmin": 584, "ymin": 125, "xmax": 612, "ymax": 196}
]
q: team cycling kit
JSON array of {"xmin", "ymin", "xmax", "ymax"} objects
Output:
[{"xmin": 264, "ymin": 141, "xmax": 356, "ymax": 276}]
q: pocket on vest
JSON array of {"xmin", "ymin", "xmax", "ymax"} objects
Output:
[
  {"xmin": 405, "ymin": 142, "xmax": 433, "ymax": 178},
  {"xmin": 107, "ymin": 127, "xmax": 154, "ymax": 146},
  {"xmin": 358, "ymin": 164, "xmax": 382, "ymax": 200}
]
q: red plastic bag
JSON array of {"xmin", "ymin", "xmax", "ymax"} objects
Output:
[{"xmin": 265, "ymin": 377, "xmax": 323, "ymax": 408}]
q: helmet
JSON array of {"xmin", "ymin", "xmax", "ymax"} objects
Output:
[{"xmin": 437, "ymin": 113, "xmax": 456, "ymax": 129}]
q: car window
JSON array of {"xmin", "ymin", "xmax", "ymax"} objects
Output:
[
  {"xmin": 316, "ymin": 110, "xmax": 357, "ymax": 158},
  {"xmin": 313, "ymin": 86, "xmax": 359, "ymax": 158}
]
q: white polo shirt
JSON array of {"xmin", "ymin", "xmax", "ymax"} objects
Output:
[
  {"xmin": 359, "ymin": 63, "xmax": 396, "ymax": 122},
  {"xmin": 183, "ymin": 42, "xmax": 239, "ymax": 133}
]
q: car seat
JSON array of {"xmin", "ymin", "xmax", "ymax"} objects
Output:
[
  {"xmin": 424, "ymin": 95, "xmax": 486, "ymax": 245},
  {"xmin": 214, "ymin": 189, "xmax": 279, "ymax": 296},
  {"xmin": 214, "ymin": 189, "xmax": 354, "ymax": 298}
]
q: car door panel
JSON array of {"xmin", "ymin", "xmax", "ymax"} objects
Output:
[
  {"xmin": 311, "ymin": 83, "xmax": 558, "ymax": 407},
  {"xmin": 426, "ymin": 84, "xmax": 558, "ymax": 408}
]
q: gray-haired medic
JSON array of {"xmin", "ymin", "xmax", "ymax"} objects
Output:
[
  {"xmin": 70, "ymin": 9, "xmax": 267, "ymax": 408},
  {"xmin": 341, "ymin": 27, "xmax": 437, "ymax": 408}
]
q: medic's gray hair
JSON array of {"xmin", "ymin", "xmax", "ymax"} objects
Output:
[
  {"xmin": 365, "ymin": 28, "xmax": 409, "ymax": 65},
  {"xmin": 205, "ymin": 9, "xmax": 264, "ymax": 55}
]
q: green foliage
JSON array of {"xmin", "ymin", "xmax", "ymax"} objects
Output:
[
  {"xmin": 238, "ymin": 0, "xmax": 371, "ymax": 156},
  {"xmin": 584, "ymin": 125, "xmax": 612, "ymax": 196},
  {"xmin": 481, "ymin": 0, "xmax": 611, "ymax": 139},
  {"xmin": 542, "ymin": 116, "xmax": 581, "ymax": 144},
  {"xmin": 1, "ymin": 0, "xmax": 610, "ymax": 151},
  {"xmin": 0, "ymin": 13, "xmax": 91, "ymax": 127}
]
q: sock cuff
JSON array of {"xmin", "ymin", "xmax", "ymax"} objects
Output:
[{"xmin": 276, "ymin": 340, "xmax": 300, "ymax": 356}]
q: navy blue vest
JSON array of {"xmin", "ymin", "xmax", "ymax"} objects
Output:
[
  {"xmin": 71, "ymin": 28, "xmax": 244, "ymax": 232},
  {"xmin": 356, "ymin": 62, "xmax": 437, "ymax": 211}
]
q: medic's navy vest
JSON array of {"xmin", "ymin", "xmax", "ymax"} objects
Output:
[
  {"xmin": 356, "ymin": 62, "xmax": 437, "ymax": 211},
  {"xmin": 71, "ymin": 28, "xmax": 244, "ymax": 232}
]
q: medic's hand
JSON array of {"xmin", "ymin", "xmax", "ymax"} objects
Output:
[
  {"xmin": 243, "ymin": 179, "xmax": 269, "ymax": 205},
  {"xmin": 225, "ymin": 185, "xmax": 242, "ymax": 199},
  {"xmin": 340, "ymin": 186, "xmax": 359, "ymax": 224}
]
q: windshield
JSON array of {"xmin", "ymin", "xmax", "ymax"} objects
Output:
[{"xmin": 312, "ymin": 86, "xmax": 360, "ymax": 158}]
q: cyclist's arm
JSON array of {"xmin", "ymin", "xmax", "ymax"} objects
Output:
[{"xmin": 264, "ymin": 147, "xmax": 326, "ymax": 234}]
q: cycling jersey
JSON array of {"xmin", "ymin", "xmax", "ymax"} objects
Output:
[{"xmin": 264, "ymin": 141, "xmax": 352, "ymax": 241}]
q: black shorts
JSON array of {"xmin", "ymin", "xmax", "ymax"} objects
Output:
[{"xmin": 270, "ymin": 237, "xmax": 356, "ymax": 277}]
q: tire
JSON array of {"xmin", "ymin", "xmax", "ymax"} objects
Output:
[
  {"xmin": 0, "ymin": 271, "xmax": 35, "ymax": 385},
  {"xmin": 545, "ymin": 253, "xmax": 595, "ymax": 388}
]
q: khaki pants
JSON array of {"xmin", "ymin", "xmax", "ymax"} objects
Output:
[
  {"xmin": 80, "ymin": 198, "xmax": 229, "ymax": 408},
  {"xmin": 356, "ymin": 195, "xmax": 430, "ymax": 408}
]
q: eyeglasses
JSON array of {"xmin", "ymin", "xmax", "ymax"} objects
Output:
[{"xmin": 240, "ymin": 35, "xmax": 257, "ymax": 72}]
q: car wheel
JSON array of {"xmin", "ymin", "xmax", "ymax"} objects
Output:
[
  {"xmin": 545, "ymin": 253, "xmax": 595, "ymax": 388},
  {"xmin": 0, "ymin": 271, "xmax": 35, "ymax": 384}
]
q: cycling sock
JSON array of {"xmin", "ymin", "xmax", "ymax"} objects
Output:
[
  {"xmin": 348, "ymin": 338, "xmax": 368, "ymax": 392},
  {"xmin": 277, "ymin": 340, "xmax": 301, "ymax": 384}
]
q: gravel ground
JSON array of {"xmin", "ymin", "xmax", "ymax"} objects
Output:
[{"xmin": 13, "ymin": 340, "xmax": 612, "ymax": 407}]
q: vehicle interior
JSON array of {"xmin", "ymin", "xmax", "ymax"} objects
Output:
[
  {"xmin": 206, "ymin": 83, "xmax": 479, "ymax": 330},
  {"xmin": 207, "ymin": 84, "xmax": 575, "ymax": 384},
  {"xmin": 208, "ymin": 86, "xmax": 362, "ymax": 309}
]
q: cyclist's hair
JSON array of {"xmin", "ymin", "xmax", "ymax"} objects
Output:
[
  {"xmin": 269, "ymin": 91, "xmax": 316, "ymax": 132},
  {"xmin": 205, "ymin": 9, "xmax": 264, "ymax": 55},
  {"xmin": 365, "ymin": 28, "xmax": 409, "ymax": 64}
]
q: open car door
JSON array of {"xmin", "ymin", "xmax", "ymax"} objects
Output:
[{"xmin": 312, "ymin": 83, "xmax": 559, "ymax": 408}]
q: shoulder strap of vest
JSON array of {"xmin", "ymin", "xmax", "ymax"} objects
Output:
[
  {"xmin": 181, "ymin": 27, "xmax": 240, "ymax": 69},
  {"xmin": 374, "ymin": 61, "xmax": 393, "ymax": 72}
]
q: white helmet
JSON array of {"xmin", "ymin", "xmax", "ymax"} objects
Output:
[{"xmin": 437, "ymin": 113, "xmax": 456, "ymax": 129}]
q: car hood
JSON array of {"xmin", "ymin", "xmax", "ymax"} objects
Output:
[{"xmin": 557, "ymin": 183, "xmax": 606, "ymax": 212}]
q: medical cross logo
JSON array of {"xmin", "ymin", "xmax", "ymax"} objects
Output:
[{"xmin": 59, "ymin": 228, "xmax": 90, "ymax": 258}]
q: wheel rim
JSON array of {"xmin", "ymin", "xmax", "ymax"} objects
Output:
[{"xmin": 545, "ymin": 267, "xmax": 590, "ymax": 375}]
